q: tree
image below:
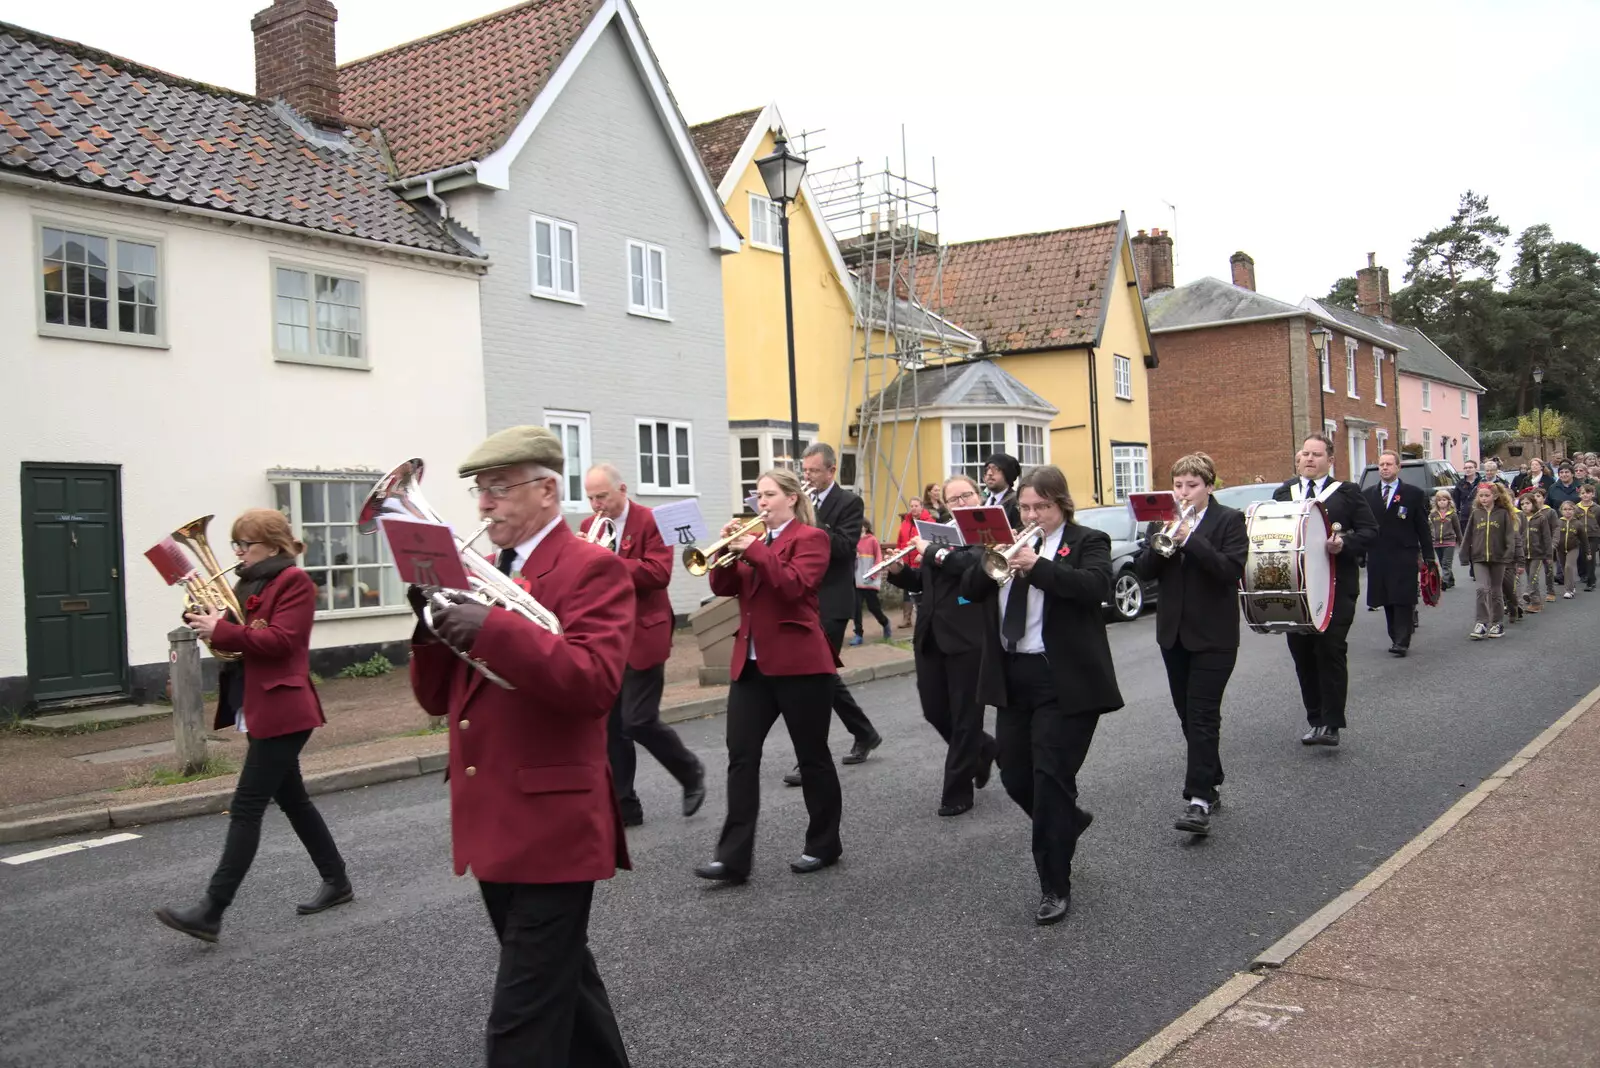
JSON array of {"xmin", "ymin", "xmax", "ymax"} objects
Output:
[
  {"xmin": 1516, "ymin": 408, "xmax": 1570, "ymax": 441},
  {"xmin": 1323, "ymin": 276, "xmax": 1358, "ymax": 309},
  {"xmin": 1393, "ymin": 191, "xmax": 1509, "ymax": 373}
]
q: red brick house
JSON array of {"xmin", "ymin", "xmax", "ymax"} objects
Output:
[{"xmin": 1139, "ymin": 234, "xmax": 1402, "ymax": 486}]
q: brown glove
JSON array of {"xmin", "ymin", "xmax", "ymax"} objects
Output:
[{"xmin": 431, "ymin": 601, "xmax": 492, "ymax": 651}]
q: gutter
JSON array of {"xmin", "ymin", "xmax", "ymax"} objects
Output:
[
  {"xmin": 1088, "ymin": 345, "xmax": 1103, "ymax": 504},
  {"xmin": 389, "ymin": 161, "xmax": 479, "ymax": 194},
  {"xmin": 0, "ymin": 170, "xmax": 488, "ymax": 270}
]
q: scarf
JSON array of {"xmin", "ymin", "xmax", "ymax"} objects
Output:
[
  {"xmin": 231, "ymin": 552, "xmax": 296, "ymax": 612},
  {"xmin": 217, "ymin": 554, "xmax": 295, "ymax": 722}
]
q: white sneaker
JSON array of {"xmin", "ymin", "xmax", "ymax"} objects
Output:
[
  {"xmin": 1563, "ymin": 591, "xmax": 1575, "ymax": 599},
  {"xmin": 1487, "ymin": 623, "xmax": 1505, "ymax": 638},
  {"xmin": 1470, "ymin": 623, "xmax": 1487, "ymax": 640}
]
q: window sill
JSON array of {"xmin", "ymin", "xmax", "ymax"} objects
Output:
[
  {"xmin": 749, "ymin": 240, "xmax": 783, "ymax": 254},
  {"xmin": 627, "ymin": 308, "xmax": 673, "ymax": 322},
  {"xmin": 1375, "ymin": 400, "xmax": 1387, "ymax": 407},
  {"xmin": 39, "ymin": 325, "xmax": 169, "ymax": 350},
  {"xmin": 313, "ymin": 604, "xmax": 413, "ymax": 622},
  {"xmin": 1114, "ymin": 393, "xmax": 1133, "ymax": 402},
  {"xmin": 531, "ymin": 290, "xmax": 584, "ymax": 306},
  {"xmin": 1322, "ymin": 387, "xmax": 1336, "ymax": 394},
  {"xmin": 1347, "ymin": 394, "xmax": 1360, "ymax": 400},
  {"xmin": 276, "ymin": 351, "xmax": 372, "ymax": 371}
]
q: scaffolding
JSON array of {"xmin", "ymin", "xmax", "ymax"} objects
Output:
[{"xmin": 809, "ymin": 136, "xmax": 965, "ymax": 526}]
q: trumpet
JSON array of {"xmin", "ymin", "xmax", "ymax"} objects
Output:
[
  {"xmin": 170, "ymin": 515, "xmax": 246, "ymax": 662},
  {"xmin": 684, "ymin": 514, "xmax": 767, "ymax": 576},
  {"xmin": 863, "ymin": 542, "xmax": 919, "ymax": 580},
  {"xmin": 584, "ymin": 515, "xmax": 617, "ymax": 550},
  {"xmin": 1150, "ymin": 503, "xmax": 1196, "ymax": 557},
  {"xmin": 981, "ymin": 523, "xmax": 1045, "ymax": 585}
]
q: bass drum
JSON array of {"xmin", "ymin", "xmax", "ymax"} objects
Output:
[{"xmin": 1240, "ymin": 499, "xmax": 1335, "ymax": 634}]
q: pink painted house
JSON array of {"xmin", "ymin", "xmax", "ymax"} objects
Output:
[{"xmin": 1303, "ymin": 256, "xmax": 1483, "ymax": 470}]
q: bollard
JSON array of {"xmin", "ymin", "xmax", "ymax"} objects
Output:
[{"xmin": 167, "ymin": 627, "xmax": 209, "ymax": 775}]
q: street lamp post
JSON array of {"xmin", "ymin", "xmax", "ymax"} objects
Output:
[
  {"xmin": 1310, "ymin": 325, "xmax": 1330, "ymax": 433},
  {"xmin": 1533, "ymin": 366, "xmax": 1545, "ymax": 461},
  {"xmin": 755, "ymin": 132, "xmax": 808, "ymax": 470}
]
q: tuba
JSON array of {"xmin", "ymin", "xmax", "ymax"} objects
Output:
[
  {"xmin": 358, "ymin": 458, "xmax": 562, "ymax": 690},
  {"xmin": 981, "ymin": 523, "xmax": 1044, "ymax": 585},
  {"xmin": 169, "ymin": 515, "xmax": 246, "ymax": 662},
  {"xmin": 683, "ymin": 514, "xmax": 766, "ymax": 576}
]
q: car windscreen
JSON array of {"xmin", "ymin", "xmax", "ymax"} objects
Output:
[{"xmin": 1075, "ymin": 507, "xmax": 1133, "ymax": 541}]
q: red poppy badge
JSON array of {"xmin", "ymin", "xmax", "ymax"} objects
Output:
[
  {"xmin": 622, "ymin": 535, "xmax": 635, "ymax": 553},
  {"xmin": 244, "ymin": 595, "xmax": 263, "ymax": 613}
]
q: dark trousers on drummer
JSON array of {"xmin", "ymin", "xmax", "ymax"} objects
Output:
[
  {"xmin": 207, "ymin": 728, "xmax": 345, "ymax": 907},
  {"xmin": 478, "ymin": 880, "xmax": 630, "ymax": 1068},
  {"xmin": 1160, "ymin": 645, "xmax": 1234, "ymax": 805},
  {"xmin": 607, "ymin": 664, "xmax": 702, "ymax": 822},
  {"xmin": 821, "ymin": 619, "xmax": 878, "ymax": 744},
  {"xmin": 915, "ymin": 647, "xmax": 995, "ymax": 809},
  {"xmin": 1285, "ymin": 608, "xmax": 1352, "ymax": 730},
  {"xmin": 716, "ymin": 665, "xmax": 841, "ymax": 877},
  {"xmin": 995, "ymin": 653, "xmax": 1099, "ymax": 897}
]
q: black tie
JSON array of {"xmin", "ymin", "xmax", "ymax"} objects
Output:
[
  {"xmin": 764, "ymin": 531, "xmax": 774, "ymax": 546},
  {"xmin": 1001, "ymin": 571, "xmax": 1031, "ymax": 651},
  {"xmin": 496, "ymin": 548, "xmax": 517, "ymax": 575},
  {"xmin": 1305, "ymin": 479, "xmax": 1315, "ymax": 499}
]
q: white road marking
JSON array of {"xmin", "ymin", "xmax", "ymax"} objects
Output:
[
  {"xmin": 2, "ymin": 832, "xmax": 142, "ymax": 866},
  {"xmin": 1222, "ymin": 1000, "xmax": 1305, "ymax": 1033}
]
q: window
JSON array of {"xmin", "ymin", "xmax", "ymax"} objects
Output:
[
  {"xmin": 771, "ymin": 434, "xmax": 809, "ymax": 472},
  {"xmin": 1422, "ymin": 428, "xmax": 1432, "ymax": 455},
  {"xmin": 838, "ymin": 449, "xmax": 859, "ymax": 490},
  {"xmin": 736, "ymin": 436, "xmax": 762, "ymax": 504},
  {"xmin": 626, "ymin": 240, "xmax": 668, "ymax": 317},
  {"xmin": 1373, "ymin": 348, "xmax": 1385, "ymax": 405},
  {"xmin": 38, "ymin": 222, "xmax": 162, "ymax": 345},
  {"xmin": 1346, "ymin": 338, "xmax": 1359, "ymax": 397},
  {"xmin": 1376, "ymin": 429, "xmax": 1389, "ymax": 454},
  {"xmin": 949, "ymin": 422, "xmax": 1007, "ymax": 483},
  {"xmin": 1320, "ymin": 344, "xmax": 1332, "ymax": 392},
  {"xmin": 544, "ymin": 410, "xmax": 591, "ymax": 510},
  {"xmin": 1113, "ymin": 355, "xmax": 1132, "ymax": 400},
  {"xmin": 734, "ymin": 433, "xmax": 812, "ymax": 505},
  {"xmin": 1401, "ymin": 427, "xmax": 1409, "ymax": 444},
  {"xmin": 1421, "ymin": 380, "xmax": 1432, "ymax": 410},
  {"xmin": 272, "ymin": 476, "xmax": 403, "ymax": 615},
  {"xmin": 748, "ymin": 193, "xmax": 783, "ymax": 251},
  {"xmin": 1460, "ymin": 391, "xmax": 1469, "ymax": 418},
  {"xmin": 274, "ymin": 264, "xmax": 365, "ymax": 367},
  {"xmin": 1324, "ymin": 419, "xmax": 1338, "ymax": 438},
  {"xmin": 1018, "ymin": 424, "xmax": 1046, "ymax": 468},
  {"xmin": 1348, "ymin": 429, "xmax": 1368, "ymax": 476},
  {"xmin": 1111, "ymin": 446, "xmax": 1149, "ymax": 501},
  {"xmin": 1462, "ymin": 434, "xmax": 1471, "ymax": 466},
  {"xmin": 637, "ymin": 419, "xmax": 694, "ymax": 493},
  {"xmin": 530, "ymin": 214, "xmax": 579, "ymax": 300}
]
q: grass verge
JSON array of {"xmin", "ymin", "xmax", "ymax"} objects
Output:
[{"xmin": 120, "ymin": 756, "xmax": 237, "ymax": 790}]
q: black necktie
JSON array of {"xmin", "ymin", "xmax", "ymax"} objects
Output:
[
  {"xmin": 496, "ymin": 548, "xmax": 517, "ymax": 575},
  {"xmin": 764, "ymin": 531, "xmax": 774, "ymax": 546},
  {"xmin": 1305, "ymin": 478, "xmax": 1315, "ymax": 499},
  {"xmin": 1001, "ymin": 570, "xmax": 1031, "ymax": 651}
]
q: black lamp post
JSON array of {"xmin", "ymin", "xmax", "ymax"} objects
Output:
[
  {"xmin": 1310, "ymin": 326, "xmax": 1330, "ymax": 431},
  {"xmin": 755, "ymin": 131, "xmax": 808, "ymax": 470},
  {"xmin": 1533, "ymin": 366, "xmax": 1545, "ymax": 460}
]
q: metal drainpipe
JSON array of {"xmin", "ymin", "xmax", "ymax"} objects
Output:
[{"xmin": 1087, "ymin": 346, "xmax": 1103, "ymax": 503}]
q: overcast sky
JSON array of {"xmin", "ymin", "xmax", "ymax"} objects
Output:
[{"xmin": 11, "ymin": 0, "xmax": 1596, "ymax": 302}]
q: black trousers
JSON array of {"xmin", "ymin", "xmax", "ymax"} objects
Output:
[
  {"xmin": 478, "ymin": 880, "xmax": 629, "ymax": 1068},
  {"xmin": 1382, "ymin": 605, "xmax": 1416, "ymax": 648},
  {"xmin": 715, "ymin": 664, "xmax": 841, "ymax": 877},
  {"xmin": 1160, "ymin": 645, "xmax": 1235, "ymax": 804},
  {"xmin": 1285, "ymin": 603, "xmax": 1353, "ymax": 729},
  {"xmin": 822, "ymin": 618, "xmax": 878, "ymax": 743},
  {"xmin": 915, "ymin": 646, "xmax": 995, "ymax": 808},
  {"xmin": 607, "ymin": 664, "xmax": 701, "ymax": 821},
  {"xmin": 206, "ymin": 728, "xmax": 345, "ymax": 907},
  {"xmin": 996, "ymin": 654, "xmax": 1100, "ymax": 897},
  {"xmin": 853, "ymin": 589, "xmax": 890, "ymax": 635}
]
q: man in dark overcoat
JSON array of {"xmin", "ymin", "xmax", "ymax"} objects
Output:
[{"xmin": 1363, "ymin": 449, "xmax": 1435, "ymax": 656}]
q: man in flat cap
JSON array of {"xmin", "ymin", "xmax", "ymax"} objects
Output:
[{"xmin": 409, "ymin": 425, "xmax": 635, "ymax": 1068}]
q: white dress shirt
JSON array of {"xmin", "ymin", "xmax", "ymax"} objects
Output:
[
  {"xmin": 996, "ymin": 523, "xmax": 1065, "ymax": 655},
  {"xmin": 810, "ymin": 482, "xmax": 833, "ymax": 511},
  {"xmin": 608, "ymin": 500, "xmax": 629, "ymax": 553},
  {"xmin": 1381, "ymin": 480, "xmax": 1398, "ymax": 509},
  {"xmin": 504, "ymin": 514, "xmax": 566, "ymax": 576},
  {"xmin": 746, "ymin": 518, "xmax": 793, "ymax": 660}
]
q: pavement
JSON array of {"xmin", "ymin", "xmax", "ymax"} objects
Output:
[{"xmin": 3, "ymin": 585, "xmax": 1599, "ymax": 1067}]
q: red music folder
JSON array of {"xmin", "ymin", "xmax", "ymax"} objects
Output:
[
  {"xmin": 379, "ymin": 517, "xmax": 471, "ymax": 590},
  {"xmin": 1127, "ymin": 491, "xmax": 1181, "ymax": 524},
  {"xmin": 145, "ymin": 538, "xmax": 194, "ymax": 586},
  {"xmin": 951, "ymin": 506, "xmax": 1015, "ymax": 549}
]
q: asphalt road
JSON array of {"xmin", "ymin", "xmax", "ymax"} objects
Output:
[{"xmin": 4, "ymin": 585, "xmax": 1598, "ymax": 1068}]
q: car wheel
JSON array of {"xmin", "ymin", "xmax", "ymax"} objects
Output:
[{"xmin": 1110, "ymin": 570, "xmax": 1144, "ymax": 622}]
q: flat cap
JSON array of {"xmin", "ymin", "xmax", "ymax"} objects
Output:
[{"xmin": 458, "ymin": 425, "xmax": 565, "ymax": 478}]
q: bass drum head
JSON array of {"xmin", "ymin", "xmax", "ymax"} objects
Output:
[{"xmin": 1299, "ymin": 500, "xmax": 1333, "ymax": 632}]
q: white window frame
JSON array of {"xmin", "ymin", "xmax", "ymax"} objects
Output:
[
  {"xmin": 1373, "ymin": 348, "xmax": 1385, "ymax": 405},
  {"xmin": 626, "ymin": 239, "xmax": 669, "ymax": 319},
  {"xmin": 1421, "ymin": 380, "xmax": 1432, "ymax": 411},
  {"xmin": 837, "ymin": 448, "xmax": 859, "ymax": 490},
  {"xmin": 1113, "ymin": 354, "xmax": 1133, "ymax": 400},
  {"xmin": 1462, "ymin": 434, "xmax": 1471, "ymax": 466},
  {"xmin": 1320, "ymin": 344, "xmax": 1333, "ymax": 393},
  {"xmin": 1422, "ymin": 428, "xmax": 1433, "ymax": 455},
  {"xmin": 1017, "ymin": 423, "xmax": 1047, "ymax": 469},
  {"xmin": 948, "ymin": 421, "xmax": 1009, "ymax": 484},
  {"xmin": 271, "ymin": 259, "xmax": 369, "ymax": 370},
  {"xmin": 731, "ymin": 432, "xmax": 816, "ymax": 507},
  {"xmin": 1348, "ymin": 427, "xmax": 1368, "ymax": 477},
  {"xmin": 530, "ymin": 213, "xmax": 580, "ymax": 302},
  {"xmin": 636, "ymin": 418, "xmax": 696, "ymax": 495},
  {"xmin": 1345, "ymin": 337, "xmax": 1359, "ymax": 397},
  {"xmin": 543, "ymin": 410, "xmax": 592, "ymax": 512},
  {"xmin": 270, "ymin": 472, "xmax": 408, "ymax": 619},
  {"xmin": 747, "ymin": 192, "xmax": 783, "ymax": 252},
  {"xmin": 36, "ymin": 217, "xmax": 167, "ymax": 348},
  {"xmin": 1460, "ymin": 391, "xmax": 1469, "ymax": 418},
  {"xmin": 1375, "ymin": 429, "xmax": 1389, "ymax": 454},
  {"xmin": 1111, "ymin": 445, "xmax": 1150, "ymax": 502}
]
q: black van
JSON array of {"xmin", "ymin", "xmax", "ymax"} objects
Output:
[{"xmin": 1357, "ymin": 458, "xmax": 1458, "ymax": 493}]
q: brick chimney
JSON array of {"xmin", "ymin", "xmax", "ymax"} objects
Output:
[
  {"xmin": 1130, "ymin": 228, "xmax": 1174, "ymax": 294},
  {"xmin": 1229, "ymin": 251, "xmax": 1256, "ymax": 291},
  {"xmin": 252, "ymin": 0, "xmax": 341, "ymax": 128},
  {"xmin": 1356, "ymin": 252, "xmax": 1392, "ymax": 323},
  {"xmin": 1131, "ymin": 230, "xmax": 1154, "ymax": 295}
]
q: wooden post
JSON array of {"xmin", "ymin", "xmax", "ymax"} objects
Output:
[{"xmin": 167, "ymin": 627, "xmax": 208, "ymax": 775}]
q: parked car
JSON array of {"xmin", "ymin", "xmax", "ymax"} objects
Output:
[
  {"xmin": 1357, "ymin": 458, "xmax": 1458, "ymax": 493},
  {"xmin": 1213, "ymin": 482, "xmax": 1279, "ymax": 512},
  {"xmin": 1073, "ymin": 505, "xmax": 1151, "ymax": 623}
]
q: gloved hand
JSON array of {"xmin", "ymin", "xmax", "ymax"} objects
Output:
[{"xmin": 431, "ymin": 601, "xmax": 492, "ymax": 651}]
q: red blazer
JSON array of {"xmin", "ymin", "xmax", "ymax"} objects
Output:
[
  {"xmin": 208, "ymin": 566, "xmax": 325, "ymax": 739},
  {"xmin": 582, "ymin": 503, "xmax": 673, "ymax": 670},
  {"xmin": 410, "ymin": 522, "xmax": 635, "ymax": 884},
  {"xmin": 707, "ymin": 522, "xmax": 836, "ymax": 679}
]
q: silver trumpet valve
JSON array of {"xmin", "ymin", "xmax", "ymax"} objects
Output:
[
  {"xmin": 982, "ymin": 523, "xmax": 1044, "ymax": 585},
  {"xmin": 1150, "ymin": 503, "xmax": 1197, "ymax": 557}
]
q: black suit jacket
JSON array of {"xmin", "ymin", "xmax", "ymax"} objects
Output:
[
  {"xmin": 885, "ymin": 544, "xmax": 988, "ymax": 657},
  {"xmin": 959, "ymin": 524, "xmax": 1124, "ymax": 717},
  {"xmin": 813, "ymin": 483, "xmax": 864, "ymax": 622},
  {"xmin": 1133, "ymin": 503, "xmax": 1248, "ymax": 653},
  {"xmin": 1362, "ymin": 481, "xmax": 1435, "ymax": 607},
  {"xmin": 986, "ymin": 489, "xmax": 1022, "ymax": 530},
  {"xmin": 1272, "ymin": 478, "xmax": 1378, "ymax": 610}
]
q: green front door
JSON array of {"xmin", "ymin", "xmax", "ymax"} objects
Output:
[{"xmin": 21, "ymin": 464, "xmax": 128, "ymax": 701}]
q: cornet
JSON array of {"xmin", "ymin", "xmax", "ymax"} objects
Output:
[
  {"xmin": 683, "ymin": 514, "xmax": 767, "ymax": 576},
  {"xmin": 981, "ymin": 523, "xmax": 1044, "ymax": 585},
  {"xmin": 1150, "ymin": 503, "xmax": 1196, "ymax": 557},
  {"xmin": 584, "ymin": 515, "xmax": 617, "ymax": 550}
]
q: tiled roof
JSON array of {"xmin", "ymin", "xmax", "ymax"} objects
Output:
[
  {"xmin": 689, "ymin": 106, "xmax": 760, "ymax": 185},
  {"xmin": 864, "ymin": 359, "xmax": 1058, "ymax": 415},
  {"xmin": 912, "ymin": 222, "xmax": 1122, "ymax": 352},
  {"xmin": 0, "ymin": 22, "xmax": 469, "ymax": 256},
  {"xmin": 1302, "ymin": 299, "xmax": 1485, "ymax": 393},
  {"xmin": 1145, "ymin": 276, "xmax": 1305, "ymax": 331},
  {"xmin": 339, "ymin": 0, "xmax": 602, "ymax": 181}
]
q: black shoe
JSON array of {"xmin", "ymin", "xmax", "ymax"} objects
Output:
[
  {"xmin": 621, "ymin": 810, "xmax": 644, "ymax": 828},
  {"xmin": 1319, "ymin": 727, "xmax": 1341, "ymax": 746},
  {"xmin": 1034, "ymin": 892, "xmax": 1070, "ymax": 926},
  {"xmin": 1301, "ymin": 725, "xmax": 1327, "ymax": 745},
  {"xmin": 295, "ymin": 877, "xmax": 353, "ymax": 916},
  {"xmin": 154, "ymin": 898, "xmax": 224, "ymax": 943},
  {"xmin": 782, "ymin": 765, "xmax": 803, "ymax": 787},
  {"xmin": 789, "ymin": 854, "xmax": 838, "ymax": 875},
  {"xmin": 1174, "ymin": 803, "xmax": 1211, "ymax": 835},
  {"xmin": 937, "ymin": 800, "xmax": 973, "ymax": 817},
  {"xmin": 682, "ymin": 767, "xmax": 706, "ymax": 818},
  {"xmin": 975, "ymin": 748, "xmax": 995, "ymax": 790},
  {"xmin": 841, "ymin": 731, "xmax": 882, "ymax": 765},
  {"xmin": 1392, "ymin": 646, "xmax": 1408, "ymax": 657},
  {"xmin": 693, "ymin": 861, "xmax": 747, "ymax": 884},
  {"xmin": 1077, "ymin": 807, "xmax": 1094, "ymax": 836}
]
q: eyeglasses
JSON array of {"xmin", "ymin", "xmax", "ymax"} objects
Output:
[
  {"xmin": 230, "ymin": 540, "xmax": 263, "ymax": 552},
  {"xmin": 946, "ymin": 491, "xmax": 980, "ymax": 505},
  {"xmin": 469, "ymin": 476, "xmax": 553, "ymax": 500}
]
